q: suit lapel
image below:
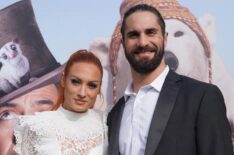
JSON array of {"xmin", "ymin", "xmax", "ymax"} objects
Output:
[
  {"xmin": 145, "ymin": 70, "xmax": 182, "ymax": 155},
  {"xmin": 109, "ymin": 97, "xmax": 125, "ymax": 155}
]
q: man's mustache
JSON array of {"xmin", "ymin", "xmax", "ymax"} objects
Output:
[{"xmin": 132, "ymin": 46, "xmax": 158, "ymax": 54}]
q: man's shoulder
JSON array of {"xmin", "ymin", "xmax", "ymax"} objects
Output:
[
  {"xmin": 107, "ymin": 97, "xmax": 125, "ymax": 122},
  {"xmin": 173, "ymin": 71, "xmax": 220, "ymax": 92},
  {"xmin": 109, "ymin": 97, "xmax": 125, "ymax": 113},
  {"xmin": 168, "ymin": 70, "xmax": 210, "ymax": 86}
]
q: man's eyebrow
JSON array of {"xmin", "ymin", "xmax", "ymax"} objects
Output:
[
  {"xmin": 0, "ymin": 102, "xmax": 17, "ymax": 108},
  {"xmin": 36, "ymin": 99, "xmax": 54, "ymax": 105},
  {"xmin": 127, "ymin": 30, "xmax": 138, "ymax": 35}
]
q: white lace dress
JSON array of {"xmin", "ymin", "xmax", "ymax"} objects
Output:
[{"xmin": 14, "ymin": 106, "xmax": 108, "ymax": 155}]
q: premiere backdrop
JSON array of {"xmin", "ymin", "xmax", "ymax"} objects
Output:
[{"xmin": 0, "ymin": 0, "xmax": 233, "ymax": 154}]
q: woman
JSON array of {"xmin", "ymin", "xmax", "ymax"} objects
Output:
[{"xmin": 14, "ymin": 50, "xmax": 107, "ymax": 155}]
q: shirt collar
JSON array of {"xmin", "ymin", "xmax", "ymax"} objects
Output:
[
  {"xmin": 124, "ymin": 66, "xmax": 169, "ymax": 101},
  {"xmin": 124, "ymin": 83, "xmax": 135, "ymax": 101},
  {"xmin": 150, "ymin": 65, "xmax": 169, "ymax": 92}
]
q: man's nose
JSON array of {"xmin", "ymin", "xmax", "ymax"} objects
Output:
[{"xmin": 138, "ymin": 34, "xmax": 149, "ymax": 47}]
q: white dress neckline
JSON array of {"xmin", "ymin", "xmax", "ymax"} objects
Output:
[{"xmin": 14, "ymin": 106, "xmax": 107, "ymax": 155}]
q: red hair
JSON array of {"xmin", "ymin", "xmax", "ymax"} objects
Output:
[{"xmin": 52, "ymin": 49, "xmax": 103, "ymax": 110}]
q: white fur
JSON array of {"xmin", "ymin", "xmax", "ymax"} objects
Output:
[
  {"xmin": 165, "ymin": 19, "xmax": 209, "ymax": 82},
  {"xmin": 0, "ymin": 41, "xmax": 30, "ymax": 93}
]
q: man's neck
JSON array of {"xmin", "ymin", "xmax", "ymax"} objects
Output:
[{"xmin": 131, "ymin": 61, "xmax": 166, "ymax": 92}]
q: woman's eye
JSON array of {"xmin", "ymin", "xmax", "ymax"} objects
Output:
[
  {"xmin": 0, "ymin": 110, "xmax": 18, "ymax": 121},
  {"xmin": 71, "ymin": 79, "xmax": 81, "ymax": 85},
  {"xmin": 88, "ymin": 83, "xmax": 97, "ymax": 89}
]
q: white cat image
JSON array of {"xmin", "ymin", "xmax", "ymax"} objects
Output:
[{"xmin": 0, "ymin": 39, "xmax": 30, "ymax": 94}]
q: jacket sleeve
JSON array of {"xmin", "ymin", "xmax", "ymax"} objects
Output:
[{"xmin": 196, "ymin": 85, "xmax": 233, "ymax": 155}]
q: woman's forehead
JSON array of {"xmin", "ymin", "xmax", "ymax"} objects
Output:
[{"xmin": 68, "ymin": 62, "xmax": 102, "ymax": 81}]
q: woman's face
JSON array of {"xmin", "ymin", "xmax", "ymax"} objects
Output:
[{"xmin": 62, "ymin": 62, "xmax": 102, "ymax": 113}]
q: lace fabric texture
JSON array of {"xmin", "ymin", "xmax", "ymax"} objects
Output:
[{"xmin": 14, "ymin": 108, "xmax": 107, "ymax": 155}]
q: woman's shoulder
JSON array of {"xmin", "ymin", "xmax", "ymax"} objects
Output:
[
  {"xmin": 89, "ymin": 109, "xmax": 107, "ymax": 122},
  {"xmin": 14, "ymin": 111, "xmax": 62, "ymax": 155},
  {"xmin": 14, "ymin": 111, "xmax": 58, "ymax": 145},
  {"xmin": 91, "ymin": 108, "xmax": 108, "ymax": 117},
  {"xmin": 15, "ymin": 110, "xmax": 60, "ymax": 137},
  {"xmin": 17, "ymin": 110, "xmax": 57, "ymax": 125},
  {"xmin": 91, "ymin": 109, "xmax": 103, "ymax": 115},
  {"xmin": 90, "ymin": 109, "xmax": 107, "ymax": 132}
]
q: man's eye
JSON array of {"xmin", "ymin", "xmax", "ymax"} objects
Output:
[
  {"xmin": 127, "ymin": 32, "xmax": 139, "ymax": 39},
  {"xmin": 88, "ymin": 83, "xmax": 97, "ymax": 89},
  {"xmin": 71, "ymin": 79, "xmax": 81, "ymax": 85},
  {"xmin": 146, "ymin": 29, "xmax": 157, "ymax": 36},
  {"xmin": 0, "ymin": 110, "xmax": 18, "ymax": 121}
]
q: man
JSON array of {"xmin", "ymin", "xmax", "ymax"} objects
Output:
[
  {"xmin": 107, "ymin": 4, "xmax": 233, "ymax": 155},
  {"xmin": 0, "ymin": 84, "xmax": 58, "ymax": 155}
]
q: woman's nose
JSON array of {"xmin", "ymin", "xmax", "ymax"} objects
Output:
[{"xmin": 77, "ymin": 85, "xmax": 86, "ymax": 97}]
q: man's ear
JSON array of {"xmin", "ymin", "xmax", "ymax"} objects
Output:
[
  {"xmin": 120, "ymin": 37, "xmax": 123, "ymax": 43},
  {"xmin": 121, "ymin": 37, "xmax": 125, "ymax": 49},
  {"xmin": 164, "ymin": 32, "xmax": 168, "ymax": 48}
]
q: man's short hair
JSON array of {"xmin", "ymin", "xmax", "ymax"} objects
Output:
[{"xmin": 121, "ymin": 4, "xmax": 166, "ymax": 39}]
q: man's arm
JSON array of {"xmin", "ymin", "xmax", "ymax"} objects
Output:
[{"xmin": 196, "ymin": 85, "xmax": 233, "ymax": 155}]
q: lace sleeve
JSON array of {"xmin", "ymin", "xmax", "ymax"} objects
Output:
[
  {"xmin": 102, "ymin": 112, "xmax": 108, "ymax": 155},
  {"xmin": 14, "ymin": 115, "xmax": 62, "ymax": 155}
]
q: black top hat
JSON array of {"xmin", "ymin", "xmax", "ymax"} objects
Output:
[{"xmin": 0, "ymin": 0, "xmax": 64, "ymax": 103}]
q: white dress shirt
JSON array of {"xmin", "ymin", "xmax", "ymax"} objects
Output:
[{"xmin": 119, "ymin": 66, "xmax": 169, "ymax": 155}]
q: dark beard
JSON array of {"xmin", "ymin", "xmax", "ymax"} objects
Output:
[{"xmin": 124, "ymin": 44, "xmax": 164, "ymax": 74}]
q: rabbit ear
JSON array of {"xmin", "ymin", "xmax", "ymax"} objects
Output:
[
  {"xmin": 198, "ymin": 13, "xmax": 217, "ymax": 48},
  {"xmin": 89, "ymin": 38, "xmax": 110, "ymax": 67},
  {"xmin": 13, "ymin": 37, "xmax": 19, "ymax": 43},
  {"xmin": 89, "ymin": 38, "xmax": 110, "ymax": 53}
]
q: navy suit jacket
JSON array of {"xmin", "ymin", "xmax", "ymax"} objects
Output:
[{"xmin": 107, "ymin": 70, "xmax": 233, "ymax": 155}]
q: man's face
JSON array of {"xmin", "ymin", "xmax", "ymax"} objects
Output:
[
  {"xmin": 123, "ymin": 11, "xmax": 167, "ymax": 74},
  {"xmin": 0, "ymin": 84, "xmax": 58, "ymax": 155}
]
